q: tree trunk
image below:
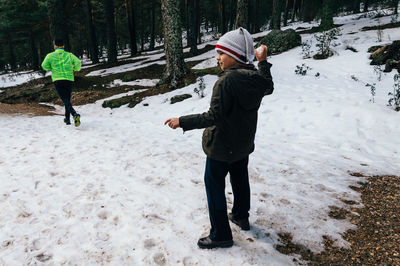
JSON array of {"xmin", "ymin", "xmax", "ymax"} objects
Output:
[
  {"xmin": 301, "ymin": 0, "xmax": 320, "ymax": 22},
  {"xmin": 150, "ymin": 0, "xmax": 156, "ymax": 50},
  {"xmin": 187, "ymin": 0, "xmax": 198, "ymax": 53},
  {"xmin": 320, "ymin": 0, "xmax": 334, "ymax": 31},
  {"xmin": 248, "ymin": 0, "xmax": 252, "ymax": 31},
  {"xmin": 140, "ymin": 7, "xmax": 144, "ymax": 51},
  {"xmin": 272, "ymin": 0, "xmax": 282, "ymax": 30},
  {"xmin": 219, "ymin": 0, "xmax": 227, "ymax": 34},
  {"xmin": 353, "ymin": 0, "xmax": 361, "ymax": 14},
  {"xmin": 283, "ymin": 0, "xmax": 289, "ymax": 26},
  {"xmin": 104, "ymin": 0, "xmax": 118, "ymax": 62},
  {"xmin": 0, "ymin": 42, "xmax": 4, "ymax": 72},
  {"xmin": 47, "ymin": 0, "xmax": 70, "ymax": 51},
  {"xmin": 7, "ymin": 32, "xmax": 16, "ymax": 70},
  {"xmin": 254, "ymin": 0, "xmax": 260, "ymax": 32},
  {"xmin": 127, "ymin": 0, "xmax": 138, "ymax": 55},
  {"xmin": 228, "ymin": 0, "xmax": 235, "ymax": 30},
  {"xmin": 29, "ymin": 31, "xmax": 39, "ymax": 70},
  {"xmin": 160, "ymin": 0, "xmax": 186, "ymax": 89},
  {"xmin": 194, "ymin": 0, "xmax": 201, "ymax": 43},
  {"xmin": 394, "ymin": 0, "xmax": 399, "ymax": 14},
  {"xmin": 236, "ymin": 0, "xmax": 248, "ymax": 28},
  {"xmin": 292, "ymin": 0, "xmax": 297, "ymax": 22},
  {"xmin": 363, "ymin": 0, "xmax": 368, "ymax": 12},
  {"xmin": 86, "ymin": 0, "xmax": 99, "ymax": 63}
]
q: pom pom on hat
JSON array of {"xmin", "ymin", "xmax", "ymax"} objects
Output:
[{"xmin": 215, "ymin": 27, "xmax": 254, "ymax": 64}]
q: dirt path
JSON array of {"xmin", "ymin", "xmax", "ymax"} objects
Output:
[{"xmin": 0, "ymin": 103, "xmax": 57, "ymax": 116}]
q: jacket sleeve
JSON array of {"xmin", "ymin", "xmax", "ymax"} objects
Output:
[
  {"xmin": 258, "ymin": 61, "xmax": 274, "ymax": 96},
  {"xmin": 41, "ymin": 54, "xmax": 51, "ymax": 71},
  {"xmin": 71, "ymin": 53, "xmax": 82, "ymax": 71},
  {"xmin": 179, "ymin": 77, "xmax": 226, "ymax": 131}
]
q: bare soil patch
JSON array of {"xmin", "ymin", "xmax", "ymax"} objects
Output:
[{"xmin": 275, "ymin": 174, "xmax": 400, "ymax": 265}]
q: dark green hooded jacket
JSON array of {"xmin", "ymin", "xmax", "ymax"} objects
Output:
[{"xmin": 179, "ymin": 60, "xmax": 274, "ymax": 163}]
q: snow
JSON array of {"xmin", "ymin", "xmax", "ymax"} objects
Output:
[
  {"xmin": 0, "ymin": 71, "xmax": 46, "ymax": 88},
  {"xmin": 1, "ymin": 11, "xmax": 400, "ymax": 265},
  {"xmin": 109, "ymin": 79, "xmax": 160, "ymax": 88}
]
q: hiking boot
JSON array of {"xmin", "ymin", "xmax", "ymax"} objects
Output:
[
  {"xmin": 229, "ymin": 213, "xmax": 250, "ymax": 231},
  {"xmin": 73, "ymin": 114, "xmax": 81, "ymax": 127},
  {"xmin": 197, "ymin": 236, "xmax": 233, "ymax": 249},
  {"xmin": 64, "ymin": 118, "xmax": 71, "ymax": 125}
]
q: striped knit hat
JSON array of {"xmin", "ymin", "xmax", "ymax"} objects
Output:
[{"xmin": 215, "ymin": 27, "xmax": 254, "ymax": 64}]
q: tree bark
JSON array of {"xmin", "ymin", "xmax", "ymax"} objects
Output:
[
  {"xmin": 353, "ymin": 0, "xmax": 361, "ymax": 14},
  {"xmin": 220, "ymin": 0, "xmax": 227, "ymax": 34},
  {"xmin": 140, "ymin": 7, "xmax": 144, "ymax": 51},
  {"xmin": 283, "ymin": 0, "xmax": 289, "ymax": 26},
  {"xmin": 254, "ymin": 0, "xmax": 260, "ymax": 32},
  {"xmin": 160, "ymin": 0, "xmax": 186, "ymax": 89},
  {"xmin": 187, "ymin": 0, "xmax": 198, "ymax": 53},
  {"xmin": 150, "ymin": 0, "xmax": 156, "ymax": 50},
  {"xmin": 29, "ymin": 31, "xmax": 39, "ymax": 70},
  {"xmin": 47, "ymin": 0, "xmax": 70, "ymax": 51},
  {"xmin": 86, "ymin": 0, "xmax": 99, "ymax": 63},
  {"xmin": 292, "ymin": 0, "xmax": 298, "ymax": 21},
  {"xmin": 236, "ymin": 0, "xmax": 248, "ymax": 28},
  {"xmin": 228, "ymin": 0, "xmax": 235, "ymax": 30},
  {"xmin": 272, "ymin": 0, "xmax": 282, "ymax": 30},
  {"xmin": 301, "ymin": 0, "xmax": 320, "ymax": 22},
  {"xmin": 7, "ymin": 32, "xmax": 16, "ymax": 70},
  {"xmin": 194, "ymin": 0, "xmax": 201, "ymax": 43},
  {"xmin": 103, "ymin": 0, "xmax": 118, "ymax": 62},
  {"xmin": 363, "ymin": 0, "xmax": 369, "ymax": 12},
  {"xmin": 127, "ymin": 0, "xmax": 138, "ymax": 55}
]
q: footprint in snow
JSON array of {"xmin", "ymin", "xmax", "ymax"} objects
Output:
[
  {"xmin": 144, "ymin": 238, "xmax": 156, "ymax": 249},
  {"xmin": 153, "ymin": 252, "xmax": 167, "ymax": 265}
]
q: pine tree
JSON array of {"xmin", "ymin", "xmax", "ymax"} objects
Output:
[
  {"xmin": 150, "ymin": 0, "xmax": 156, "ymax": 50},
  {"xmin": 103, "ymin": 0, "xmax": 118, "ymax": 63},
  {"xmin": 272, "ymin": 0, "xmax": 282, "ymax": 30},
  {"xmin": 363, "ymin": 0, "xmax": 369, "ymax": 12},
  {"xmin": 187, "ymin": 0, "xmax": 198, "ymax": 53},
  {"xmin": 236, "ymin": 0, "xmax": 248, "ymax": 28},
  {"xmin": 160, "ymin": 0, "xmax": 186, "ymax": 89},
  {"xmin": 127, "ymin": 0, "xmax": 138, "ymax": 55},
  {"xmin": 320, "ymin": 0, "xmax": 335, "ymax": 31},
  {"xmin": 47, "ymin": 0, "xmax": 70, "ymax": 50},
  {"xmin": 86, "ymin": 0, "xmax": 99, "ymax": 63},
  {"xmin": 353, "ymin": 0, "xmax": 361, "ymax": 14}
]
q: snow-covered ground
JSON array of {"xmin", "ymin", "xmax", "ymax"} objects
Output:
[{"xmin": 1, "ymin": 11, "xmax": 400, "ymax": 265}]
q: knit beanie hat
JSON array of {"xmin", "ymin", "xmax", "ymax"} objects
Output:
[
  {"xmin": 55, "ymin": 39, "xmax": 64, "ymax": 46},
  {"xmin": 215, "ymin": 27, "xmax": 254, "ymax": 64}
]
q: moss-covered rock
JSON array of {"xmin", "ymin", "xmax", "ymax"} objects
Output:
[
  {"xmin": 256, "ymin": 29, "xmax": 301, "ymax": 55},
  {"xmin": 170, "ymin": 94, "xmax": 192, "ymax": 104},
  {"xmin": 102, "ymin": 96, "xmax": 133, "ymax": 109}
]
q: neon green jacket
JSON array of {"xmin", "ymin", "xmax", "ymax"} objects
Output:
[{"xmin": 41, "ymin": 49, "xmax": 81, "ymax": 82}]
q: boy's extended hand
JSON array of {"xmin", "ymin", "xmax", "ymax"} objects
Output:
[
  {"xmin": 255, "ymin": 45, "xmax": 268, "ymax": 62},
  {"xmin": 164, "ymin": 118, "xmax": 180, "ymax": 129}
]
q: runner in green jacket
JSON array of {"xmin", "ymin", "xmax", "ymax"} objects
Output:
[{"xmin": 42, "ymin": 39, "xmax": 82, "ymax": 126}]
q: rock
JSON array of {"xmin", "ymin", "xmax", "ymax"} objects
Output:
[
  {"xmin": 170, "ymin": 94, "xmax": 192, "ymax": 104},
  {"xmin": 256, "ymin": 29, "xmax": 302, "ymax": 55},
  {"xmin": 369, "ymin": 40, "xmax": 400, "ymax": 71},
  {"xmin": 384, "ymin": 59, "xmax": 399, "ymax": 72}
]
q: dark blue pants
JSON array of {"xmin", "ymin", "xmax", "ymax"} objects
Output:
[
  {"xmin": 204, "ymin": 156, "xmax": 250, "ymax": 241},
  {"xmin": 54, "ymin": 80, "xmax": 77, "ymax": 120}
]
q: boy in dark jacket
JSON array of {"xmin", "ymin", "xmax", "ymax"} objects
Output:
[{"xmin": 165, "ymin": 28, "xmax": 274, "ymax": 249}]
